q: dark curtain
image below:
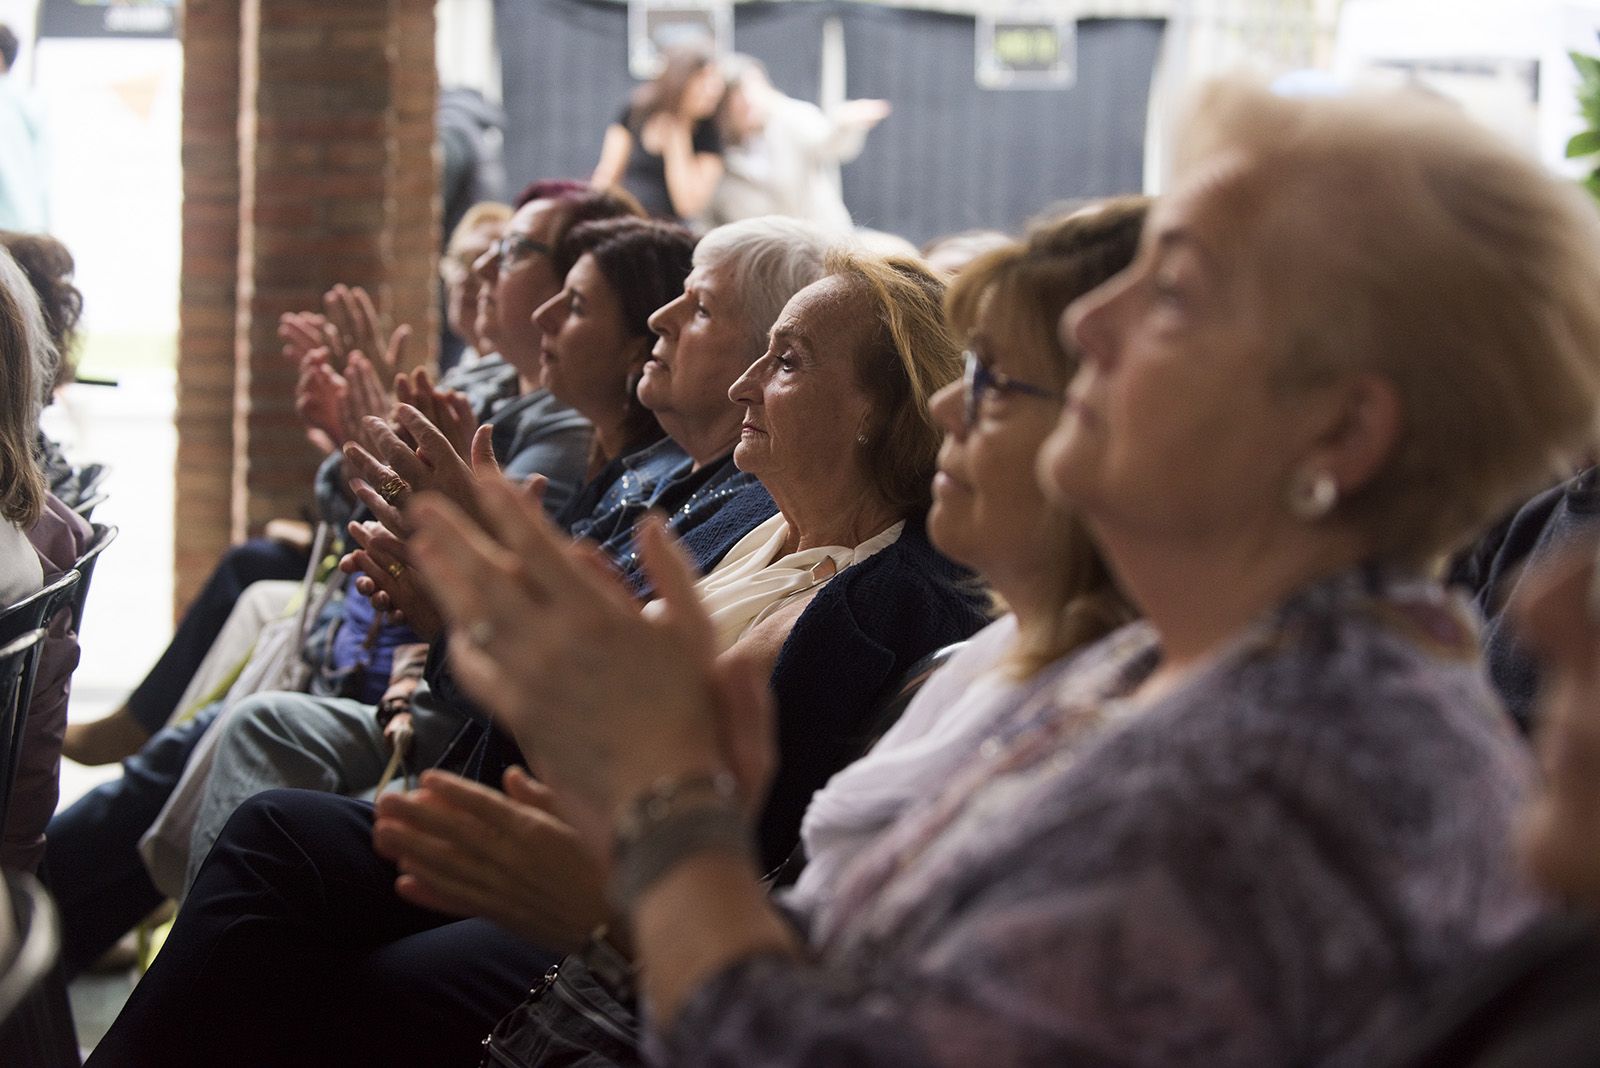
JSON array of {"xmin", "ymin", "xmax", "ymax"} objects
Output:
[
  {"xmin": 495, "ymin": 0, "xmax": 634, "ymax": 192},
  {"xmin": 494, "ymin": 0, "xmax": 1164, "ymax": 244},
  {"xmin": 838, "ymin": 10, "xmax": 1164, "ymax": 244}
]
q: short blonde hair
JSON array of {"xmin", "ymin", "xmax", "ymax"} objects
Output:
[
  {"xmin": 441, "ymin": 201, "xmax": 511, "ymax": 284},
  {"xmin": 1176, "ymin": 79, "xmax": 1600, "ymax": 565},
  {"xmin": 826, "ymin": 251, "xmax": 962, "ymax": 516}
]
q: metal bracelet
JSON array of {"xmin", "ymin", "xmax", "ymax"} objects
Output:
[{"xmin": 608, "ymin": 797, "xmax": 752, "ymax": 913}]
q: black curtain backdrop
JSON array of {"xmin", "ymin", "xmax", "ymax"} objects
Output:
[{"xmin": 494, "ymin": 0, "xmax": 1164, "ymax": 244}]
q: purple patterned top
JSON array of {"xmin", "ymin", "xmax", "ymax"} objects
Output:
[{"xmin": 660, "ymin": 570, "xmax": 1542, "ymax": 1066}]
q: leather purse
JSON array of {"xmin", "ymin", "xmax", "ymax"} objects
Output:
[{"xmin": 480, "ymin": 954, "xmax": 643, "ymax": 1068}]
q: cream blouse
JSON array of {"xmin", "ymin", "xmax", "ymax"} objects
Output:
[{"xmin": 645, "ymin": 512, "xmax": 904, "ymax": 652}]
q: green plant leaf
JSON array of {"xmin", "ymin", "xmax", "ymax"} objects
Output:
[
  {"xmin": 1573, "ymin": 50, "xmax": 1600, "ymax": 84},
  {"xmin": 1568, "ymin": 130, "xmax": 1600, "ymax": 158}
]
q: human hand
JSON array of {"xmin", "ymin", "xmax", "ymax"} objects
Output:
[
  {"xmin": 323, "ymin": 285, "xmax": 392, "ymax": 374},
  {"xmin": 345, "ymin": 407, "xmax": 504, "ymax": 537},
  {"xmin": 279, "ymin": 310, "xmax": 337, "ymax": 365},
  {"xmin": 836, "ymin": 98, "xmax": 891, "ymax": 128},
  {"xmin": 371, "ymin": 766, "xmax": 608, "ymax": 952},
  {"xmin": 408, "ymin": 482, "xmax": 727, "ymax": 850},
  {"xmin": 340, "ymin": 351, "xmax": 396, "ymax": 439},
  {"xmin": 395, "ymin": 367, "xmax": 477, "ymax": 460},
  {"xmin": 383, "ymin": 709, "xmax": 414, "ymax": 745},
  {"xmin": 295, "ymin": 347, "xmax": 350, "ymax": 451},
  {"xmin": 339, "ymin": 519, "xmax": 445, "ymax": 638}
]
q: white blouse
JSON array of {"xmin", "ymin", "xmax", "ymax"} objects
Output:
[{"xmin": 645, "ymin": 512, "xmax": 904, "ymax": 653}]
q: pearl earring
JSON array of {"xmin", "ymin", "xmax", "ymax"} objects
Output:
[{"xmin": 1287, "ymin": 467, "xmax": 1338, "ymax": 520}]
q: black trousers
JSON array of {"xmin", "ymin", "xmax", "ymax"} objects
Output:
[{"xmin": 84, "ymin": 789, "xmax": 556, "ymax": 1068}]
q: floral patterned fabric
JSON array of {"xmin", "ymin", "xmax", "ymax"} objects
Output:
[{"xmin": 664, "ymin": 569, "xmax": 1542, "ymax": 1067}]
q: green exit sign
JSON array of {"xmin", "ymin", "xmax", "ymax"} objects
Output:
[{"xmin": 977, "ymin": 15, "xmax": 1077, "ymax": 90}]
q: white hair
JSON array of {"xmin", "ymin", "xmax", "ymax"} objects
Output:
[{"xmin": 694, "ymin": 216, "xmax": 839, "ymax": 344}]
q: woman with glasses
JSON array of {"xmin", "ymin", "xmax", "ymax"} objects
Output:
[
  {"xmin": 399, "ymin": 80, "xmax": 1600, "ymax": 1066},
  {"xmin": 87, "ymin": 245, "xmax": 991, "ymax": 1068}
]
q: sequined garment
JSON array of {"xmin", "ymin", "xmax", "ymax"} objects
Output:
[{"xmin": 665, "ymin": 570, "xmax": 1541, "ymax": 1067}]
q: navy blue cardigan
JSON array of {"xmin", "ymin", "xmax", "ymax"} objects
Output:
[{"xmin": 752, "ymin": 514, "xmax": 989, "ymax": 870}]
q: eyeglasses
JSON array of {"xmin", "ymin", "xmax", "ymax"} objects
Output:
[
  {"xmin": 962, "ymin": 349, "xmax": 1064, "ymax": 427},
  {"xmin": 493, "ymin": 233, "xmax": 552, "ymax": 267}
]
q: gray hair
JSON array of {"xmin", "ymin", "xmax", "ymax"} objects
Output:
[{"xmin": 693, "ymin": 216, "xmax": 838, "ymax": 346}]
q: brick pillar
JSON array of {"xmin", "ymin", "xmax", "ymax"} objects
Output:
[
  {"xmin": 175, "ymin": 0, "xmax": 438, "ymax": 616},
  {"xmin": 175, "ymin": 0, "xmax": 243, "ymax": 614}
]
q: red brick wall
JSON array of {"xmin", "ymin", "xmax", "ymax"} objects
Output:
[
  {"xmin": 175, "ymin": 0, "xmax": 438, "ymax": 616},
  {"xmin": 175, "ymin": 0, "xmax": 242, "ymax": 614}
]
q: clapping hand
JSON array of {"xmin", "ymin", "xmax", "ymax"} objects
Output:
[
  {"xmin": 343, "ymin": 404, "xmax": 500, "ymax": 536},
  {"xmin": 372, "ymin": 766, "xmax": 608, "ymax": 952},
  {"xmin": 407, "ymin": 479, "xmax": 768, "ymax": 853}
]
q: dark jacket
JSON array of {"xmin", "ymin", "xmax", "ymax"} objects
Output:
[
  {"xmin": 1451, "ymin": 467, "xmax": 1600, "ymax": 730},
  {"xmin": 753, "ymin": 514, "xmax": 989, "ymax": 870},
  {"xmin": 1389, "ymin": 913, "xmax": 1600, "ymax": 1067}
]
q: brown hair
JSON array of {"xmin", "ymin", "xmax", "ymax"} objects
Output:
[
  {"xmin": 825, "ymin": 251, "xmax": 962, "ymax": 517},
  {"xmin": 1175, "ymin": 78, "xmax": 1600, "ymax": 566},
  {"xmin": 556, "ymin": 218, "xmax": 695, "ymax": 459},
  {"xmin": 628, "ymin": 42, "xmax": 717, "ymax": 127},
  {"xmin": 945, "ymin": 199, "xmax": 1149, "ymax": 673},
  {"xmin": 0, "ymin": 249, "xmax": 47, "ymax": 526},
  {"xmin": 0, "ymin": 231, "xmax": 80, "ymax": 393}
]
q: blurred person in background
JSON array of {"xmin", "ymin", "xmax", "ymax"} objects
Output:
[
  {"xmin": 708, "ymin": 54, "xmax": 889, "ymax": 232},
  {"xmin": 592, "ymin": 41, "xmax": 726, "ymax": 222},
  {"xmin": 0, "ymin": 24, "xmax": 45, "ymax": 233}
]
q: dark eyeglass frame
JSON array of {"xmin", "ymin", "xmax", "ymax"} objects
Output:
[
  {"xmin": 494, "ymin": 233, "xmax": 553, "ymax": 267},
  {"xmin": 962, "ymin": 349, "xmax": 1064, "ymax": 427}
]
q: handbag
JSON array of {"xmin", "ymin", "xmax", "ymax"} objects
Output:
[{"xmin": 480, "ymin": 955, "xmax": 643, "ymax": 1068}]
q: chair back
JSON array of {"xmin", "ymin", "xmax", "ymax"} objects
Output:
[
  {"xmin": 65, "ymin": 463, "xmax": 109, "ymax": 512},
  {"xmin": 69, "ymin": 493, "xmax": 107, "ymax": 521},
  {"xmin": 0, "ymin": 628, "xmax": 46, "ymax": 837},
  {"xmin": 858, "ymin": 640, "xmax": 969, "ymax": 751},
  {"xmin": 0, "ymin": 571, "xmax": 78, "ymax": 650},
  {"xmin": 0, "ymin": 573, "xmax": 80, "ymax": 832},
  {"xmin": 0, "ymin": 870, "xmax": 59, "ymax": 1028},
  {"xmin": 67, "ymin": 524, "xmax": 116, "ymax": 632}
]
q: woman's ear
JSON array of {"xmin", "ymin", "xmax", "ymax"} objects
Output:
[{"xmin": 1310, "ymin": 372, "xmax": 1403, "ymax": 500}]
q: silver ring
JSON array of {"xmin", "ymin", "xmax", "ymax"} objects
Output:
[{"xmin": 466, "ymin": 619, "xmax": 495, "ymax": 648}]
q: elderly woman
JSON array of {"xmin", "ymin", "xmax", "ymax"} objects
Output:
[
  {"xmin": 399, "ymin": 79, "xmax": 1600, "ymax": 1067},
  {"xmin": 88, "ymin": 245, "xmax": 986, "ymax": 1068},
  {"xmin": 363, "ymin": 202, "xmax": 1149, "ymax": 1063},
  {"xmin": 439, "ymin": 199, "xmax": 511, "ymax": 367},
  {"xmin": 167, "ymin": 216, "xmax": 697, "ymax": 890}
]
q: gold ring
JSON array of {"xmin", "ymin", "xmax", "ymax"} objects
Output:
[
  {"xmin": 377, "ymin": 474, "xmax": 410, "ymax": 504},
  {"xmin": 386, "ymin": 561, "xmax": 405, "ymax": 578}
]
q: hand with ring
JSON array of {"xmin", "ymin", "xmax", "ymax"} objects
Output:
[
  {"xmin": 408, "ymin": 477, "xmax": 742, "ymax": 851},
  {"xmin": 340, "ymin": 519, "xmax": 445, "ymax": 639},
  {"xmin": 345, "ymin": 404, "xmax": 502, "ymax": 536}
]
